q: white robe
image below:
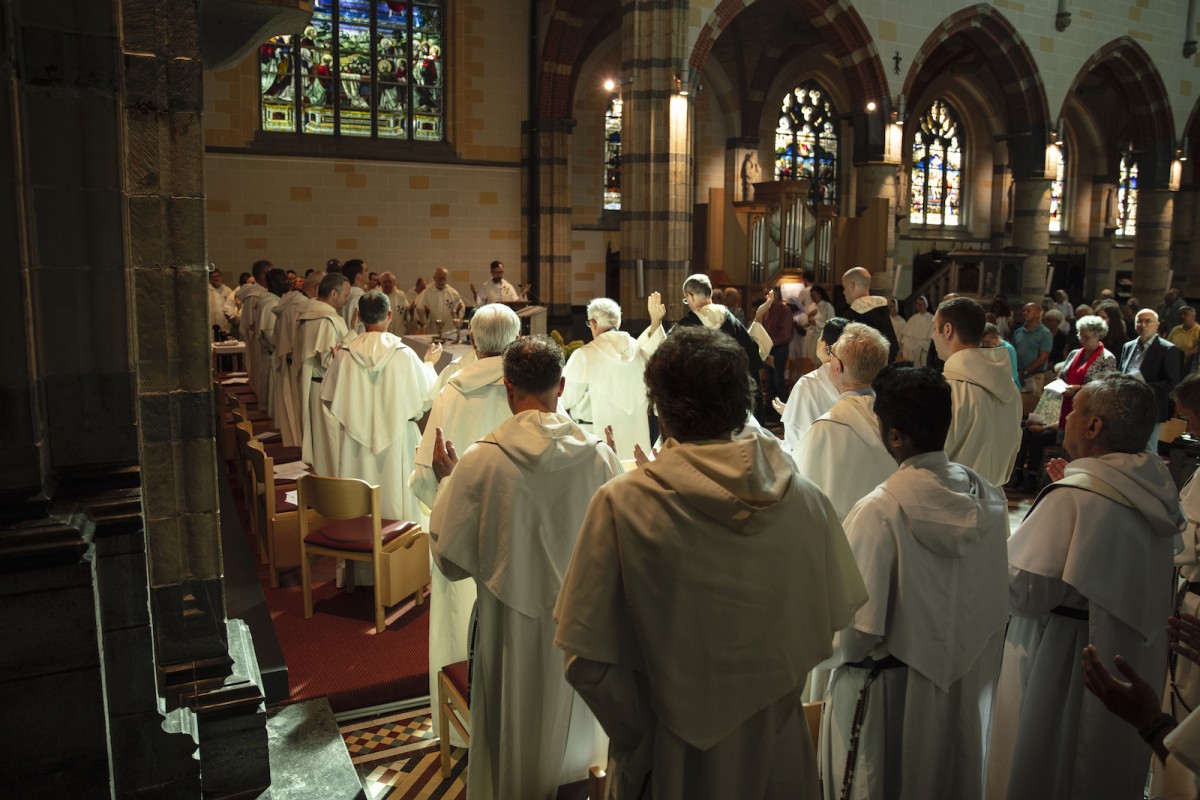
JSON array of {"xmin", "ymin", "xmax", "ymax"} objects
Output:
[
  {"xmin": 271, "ymin": 291, "xmax": 308, "ymax": 447},
  {"xmin": 255, "ymin": 292, "xmax": 280, "ymax": 418},
  {"xmin": 794, "ymin": 393, "xmax": 898, "ymax": 520},
  {"xmin": 559, "ymin": 327, "xmax": 664, "ymax": 461},
  {"xmin": 556, "ymin": 436, "xmax": 867, "ymax": 800},
  {"xmin": 889, "ymin": 313, "xmax": 907, "ymax": 344},
  {"xmin": 901, "ymin": 311, "xmax": 933, "ymax": 365},
  {"xmin": 476, "ymin": 278, "xmax": 521, "ymax": 306},
  {"xmin": 819, "ymin": 452, "xmax": 1009, "ymax": 800},
  {"xmin": 209, "ymin": 283, "xmax": 235, "ymax": 333},
  {"xmin": 295, "ymin": 301, "xmax": 355, "ymax": 475},
  {"xmin": 1152, "ymin": 471, "xmax": 1200, "ymax": 799},
  {"xmin": 342, "ymin": 285, "xmax": 364, "ymax": 332},
  {"xmin": 414, "ymin": 285, "xmax": 464, "ymax": 332},
  {"xmin": 782, "ymin": 362, "xmax": 839, "ymax": 450},
  {"xmin": 383, "ymin": 289, "xmax": 409, "ymax": 336},
  {"xmin": 942, "ymin": 347, "xmax": 1023, "ymax": 487},
  {"xmin": 238, "ymin": 283, "xmax": 269, "ymax": 392},
  {"xmin": 985, "ymin": 452, "xmax": 1185, "ymax": 800},
  {"xmin": 804, "ymin": 300, "xmax": 836, "ymax": 363},
  {"xmin": 431, "ymin": 411, "xmax": 619, "ymax": 799},
  {"xmin": 408, "ymin": 354, "xmax": 513, "ymax": 735},
  {"xmin": 320, "ymin": 332, "xmax": 437, "ymax": 521}
]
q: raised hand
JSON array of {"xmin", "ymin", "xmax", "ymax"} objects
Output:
[
  {"xmin": 647, "ymin": 291, "xmax": 666, "ymax": 331},
  {"xmin": 431, "ymin": 427, "xmax": 458, "ymax": 481},
  {"xmin": 1046, "ymin": 457, "xmax": 1068, "ymax": 483},
  {"xmin": 633, "ymin": 442, "xmax": 659, "ymax": 467},
  {"xmin": 424, "ymin": 341, "xmax": 443, "ymax": 364},
  {"xmin": 604, "ymin": 425, "xmax": 616, "ymax": 453},
  {"xmin": 1081, "ymin": 644, "xmax": 1160, "ymax": 729}
]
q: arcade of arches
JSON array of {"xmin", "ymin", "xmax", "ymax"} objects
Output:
[{"xmin": 4, "ymin": 0, "xmax": 1200, "ymax": 795}]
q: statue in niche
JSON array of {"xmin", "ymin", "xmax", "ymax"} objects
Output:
[{"xmin": 740, "ymin": 151, "xmax": 761, "ymax": 202}]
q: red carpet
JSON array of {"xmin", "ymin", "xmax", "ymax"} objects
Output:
[{"xmin": 257, "ymin": 556, "xmax": 431, "ymax": 712}]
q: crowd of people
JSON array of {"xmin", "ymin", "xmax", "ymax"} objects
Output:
[{"xmin": 214, "ymin": 258, "xmax": 1200, "ymax": 800}]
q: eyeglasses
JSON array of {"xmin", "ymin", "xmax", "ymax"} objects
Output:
[{"xmin": 826, "ymin": 343, "xmax": 841, "ymax": 366}]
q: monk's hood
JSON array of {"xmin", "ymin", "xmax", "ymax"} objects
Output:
[
  {"xmin": 942, "ymin": 347, "xmax": 1019, "ymax": 400},
  {"xmin": 850, "ymin": 295, "xmax": 889, "ymax": 314},
  {"xmin": 343, "ymin": 331, "xmax": 405, "ymax": 373},
  {"xmin": 490, "ymin": 410, "xmax": 603, "ymax": 475},
  {"xmin": 884, "ymin": 451, "xmax": 1008, "ymax": 558},
  {"xmin": 273, "ymin": 289, "xmax": 305, "ymax": 318},
  {"xmin": 693, "ymin": 303, "xmax": 730, "ymax": 330},
  {"xmin": 642, "ymin": 436, "xmax": 793, "ymax": 535},
  {"xmin": 1066, "ymin": 451, "xmax": 1185, "ymax": 536},
  {"xmin": 447, "ymin": 354, "xmax": 505, "ymax": 395},
  {"xmin": 591, "ymin": 330, "xmax": 643, "ymax": 364},
  {"xmin": 825, "ymin": 393, "xmax": 884, "ymax": 451}
]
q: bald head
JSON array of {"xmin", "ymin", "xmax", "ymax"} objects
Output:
[
  {"xmin": 841, "ymin": 267, "xmax": 871, "ymax": 303},
  {"xmin": 433, "ymin": 267, "xmax": 449, "ymax": 288},
  {"xmin": 303, "ymin": 270, "xmax": 325, "ymax": 298}
]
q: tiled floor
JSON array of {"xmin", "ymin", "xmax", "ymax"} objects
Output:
[{"xmin": 340, "ymin": 707, "xmax": 467, "ymax": 799}]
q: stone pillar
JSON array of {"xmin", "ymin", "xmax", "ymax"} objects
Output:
[
  {"xmin": 523, "ymin": 118, "xmax": 574, "ymax": 320},
  {"xmin": 854, "ymin": 161, "xmax": 900, "ymax": 292},
  {"xmin": 618, "ymin": 1, "xmax": 692, "ymax": 324},
  {"xmin": 1084, "ymin": 177, "xmax": 1118, "ymax": 299},
  {"xmin": 1132, "ymin": 188, "xmax": 1175, "ymax": 301},
  {"xmin": 1012, "ymin": 178, "xmax": 1053, "ymax": 302},
  {"xmin": 1172, "ymin": 185, "xmax": 1199, "ymax": 297},
  {"xmin": 990, "ymin": 162, "xmax": 1011, "ymax": 250}
]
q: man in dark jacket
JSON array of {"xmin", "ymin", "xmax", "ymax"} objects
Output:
[
  {"xmin": 1120, "ymin": 307, "xmax": 1183, "ymax": 452},
  {"xmin": 671, "ymin": 274, "xmax": 764, "ymax": 410},
  {"xmin": 842, "ymin": 267, "xmax": 900, "ymax": 362}
]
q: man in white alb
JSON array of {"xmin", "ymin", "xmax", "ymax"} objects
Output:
[
  {"xmin": 253, "ymin": 269, "xmax": 289, "ymax": 419},
  {"xmin": 295, "ymin": 273, "xmax": 356, "ymax": 475},
  {"xmin": 931, "ymin": 296, "xmax": 1022, "ymax": 486},
  {"xmin": 781, "ymin": 316, "xmax": 847, "ymax": 449},
  {"xmin": 429, "ymin": 335, "xmax": 617, "ymax": 799},
  {"xmin": 819, "ymin": 365, "xmax": 1009, "ymax": 800},
  {"xmin": 985, "ymin": 373, "xmax": 1185, "ymax": 800},
  {"xmin": 415, "ymin": 267, "xmax": 465, "ymax": 335},
  {"xmin": 208, "ymin": 269, "xmax": 236, "ymax": 336},
  {"xmin": 409, "ymin": 303, "xmax": 521, "ymax": 740},
  {"xmin": 272, "ymin": 270, "xmax": 321, "ymax": 447},
  {"xmin": 340, "ymin": 259, "xmax": 369, "ymax": 332},
  {"xmin": 559, "ymin": 293, "xmax": 665, "ymax": 461},
  {"xmin": 238, "ymin": 260, "xmax": 271, "ymax": 394},
  {"xmin": 378, "ymin": 272, "xmax": 408, "ymax": 337},
  {"xmin": 320, "ymin": 290, "xmax": 440, "ymax": 522},
  {"xmin": 471, "ymin": 260, "xmax": 527, "ymax": 306},
  {"xmin": 793, "ymin": 322, "xmax": 896, "ymax": 519}
]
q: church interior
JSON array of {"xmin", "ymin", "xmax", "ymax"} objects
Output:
[{"xmin": 5, "ymin": 0, "xmax": 1200, "ymax": 796}]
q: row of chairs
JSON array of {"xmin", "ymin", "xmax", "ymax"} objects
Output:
[{"xmin": 218, "ymin": 375, "xmax": 429, "ymax": 633}]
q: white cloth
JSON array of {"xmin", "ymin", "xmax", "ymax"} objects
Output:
[
  {"xmin": 804, "ymin": 300, "xmax": 836, "ymax": 364},
  {"xmin": 431, "ymin": 411, "xmax": 619, "ymax": 799},
  {"xmin": 320, "ymin": 332, "xmax": 436, "ymax": 521},
  {"xmin": 238, "ymin": 283, "xmax": 269, "ymax": 391},
  {"xmin": 271, "ymin": 291, "xmax": 309, "ymax": 447},
  {"xmin": 942, "ymin": 347, "xmax": 1023, "ymax": 486},
  {"xmin": 409, "ymin": 354, "xmax": 513, "ymax": 733},
  {"xmin": 901, "ymin": 311, "xmax": 934, "ymax": 365},
  {"xmin": 415, "ymin": 285, "xmax": 464, "ymax": 332},
  {"xmin": 1152, "ymin": 472, "xmax": 1200, "ymax": 799},
  {"xmin": 429, "ymin": 349, "xmax": 476, "ymax": 400},
  {"xmin": 794, "ymin": 393, "xmax": 898, "ymax": 520},
  {"xmin": 209, "ymin": 283, "xmax": 235, "ymax": 333},
  {"xmin": 1164, "ymin": 707, "xmax": 1200, "ymax": 799},
  {"xmin": 295, "ymin": 301, "xmax": 356, "ymax": 475},
  {"xmin": 383, "ymin": 289, "xmax": 409, "ymax": 336},
  {"xmin": 342, "ymin": 285, "xmax": 364, "ymax": 332},
  {"xmin": 890, "ymin": 312, "xmax": 907, "ymax": 343},
  {"xmin": 986, "ymin": 451, "xmax": 1185, "ymax": 800},
  {"xmin": 819, "ymin": 452, "xmax": 1009, "ymax": 800},
  {"xmin": 476, "ymin": 278, "xmax": 521, "ymax": 306},
  {"xmin": 782, "ymin": 362, "xmax": 839, "ymax": 450},
  {"xmin": 255, "ymin": 292, "xmax": 280, "ymax": 417},
  {"xmin": 556, "ymin": 435, "xmax": 867, "ymax": 800},
  {"xmin": 559, "ymin": 327, "xmax": 664, "ymax": 460}
]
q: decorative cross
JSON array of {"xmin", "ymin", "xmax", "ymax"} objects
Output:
[{"xmin": 893, "ymin": 51, "xmax": 903, "ymax": 75}]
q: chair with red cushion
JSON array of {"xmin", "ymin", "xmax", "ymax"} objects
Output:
[
  {"xmin": 437, "ymin": 659, "xmax": 470, "ymax": 779},
  {"xmin": 296, "ymin": 474, "xmax": 429, "ymax": 633}
]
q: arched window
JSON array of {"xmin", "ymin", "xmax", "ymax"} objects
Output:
[
  {"xmin": 260, "ymin": 0, "xmax": 444, "ymax": 141},
  {"xmin": 1049, "ymin": 143, "xmax": 1067, "ymax": 233},
  {"xmin": 774, "ymin": 81, "xmax": 839, "ymax": 204},
  {"xmin": 1117, "ymin": 151, "xmax": 1138, "ymax": 237},
  {"xmin": 910, "ymin": 99, "xmax": 964, "ymax": 226},
  {"xmin": 604, "ymin": 95, "xmax": 622, "ymax": 210}
]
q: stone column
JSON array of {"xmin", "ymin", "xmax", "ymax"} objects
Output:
[
  {"xmin": 1084, "ymin": 177, "xmax": 1118, "ymax": 299},
  {"xmin": 1011, "ymin": 178, "xmax": 1053, "ymax": 302},
  {"xmin": 523, "ymin": 118, "xmax": 574, "ymax": 320},
  {"xmin": 854, "ymin": 161, "xmax": 900, "ymax": 292},
  {"xmin": 1172, "ymin": 185, "xmax": 1199, "ymax": 297},
  {"xmin": 1132, "ymin": 188, "xmax": 1175, "ymax": 300},
  {"xmin": 990, "ymin": 162, "xmax": 1011, "ymax": 250},
  {"xmin": 618, "ymin": 1, "xmax": 692, "ymax": 324}
]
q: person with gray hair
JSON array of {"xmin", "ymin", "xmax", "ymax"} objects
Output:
[
  {"xmin": 560, "ymin": 293, "xmax": 666, "ymax": 460},
  {"xmin": 273, "ymin": 269, "xmax": 322, "ymax": 447},
  {"xmin": 1120, "ymin": 308, "xmax": 1184, "ymax": 451},
  {"xmin": 320, "ymin": 290, "xmax": 440, "ymax": 525},
  {"xmin": 428, "ymin": 334, "xmax": 619, "ymax": 798},
  {"xmin": 672, "ymin": 273, "xmax": 763, "ymax": 396},
  {"xmin": 793, "ymin": 322, "xmax": 897, "ymax": 520},
  {"xmin": 409, "ymin": 301, "xmax": 522, "ymax": 741},
  {"xmin": 295, "ymin": 271, "xmax": 356, "ymax": 475},
  {"xmin": 986, "ymin": 372, "xmax": 1185, "ymax": 800},
  {"xmin": 377, "ymin": 271, "xmax": 408, "ymax": 336}
]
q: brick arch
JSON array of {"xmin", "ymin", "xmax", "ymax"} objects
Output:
[
  {"xmin": 902, "ymin": 4, "xmax": 1049, "ymax": 176},
  {"xmin": 690, "ymin": 0, "xmax": 889, "ymax": 118},
  {"xmin": 538, "ymin": 0, "xmax": 623, "ymax": 119},
  {"xmin": 1063, "ymin": 37, "xmax": 1175, "ymax": 188}
]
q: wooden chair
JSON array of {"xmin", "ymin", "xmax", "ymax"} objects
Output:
[
  {"xmin": 803, "ymin": 701, "xmax": 823, "ymax": 752},
  {"xmin": 245, "ymin": 440, "xmax": 314, "ymax": 587},
  {"xmin": 296, "ymin": 474, "xmax": 429, "ymax": 633},
  {"xmin": 232, "ymin": 418, "xmax": 265, "ymax": 559},
  {"xmin": 436, "ymin": 660, "xmax": 471, "ymax": 779}
]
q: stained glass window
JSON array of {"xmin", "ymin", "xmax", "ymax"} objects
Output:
[
  {"xmin": 603, "ymin": 95, "xmax": 622, "ymax": 210},
  {"xmin": 1049, "ymin": 143, "xmax": 1067, "ymax": 233},
  {"xmin": 260, "ymin": 0, "xmax": 444, "ymax": 141},
  {"xmin": 774, "ymin": 81, "xmax": 839, "ymax": 204},
  {"xmin": 910, "ymin": 99, "xmax": 964, "ymax": 226},
  {"xmin": 1117, "ymin": 151, "xmax": 1138, "ymax": 237}
]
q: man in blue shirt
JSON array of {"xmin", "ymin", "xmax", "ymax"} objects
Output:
[{"xmin": 1012, "ymin": 302, "xmax": 1052, "ymax": 392}]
